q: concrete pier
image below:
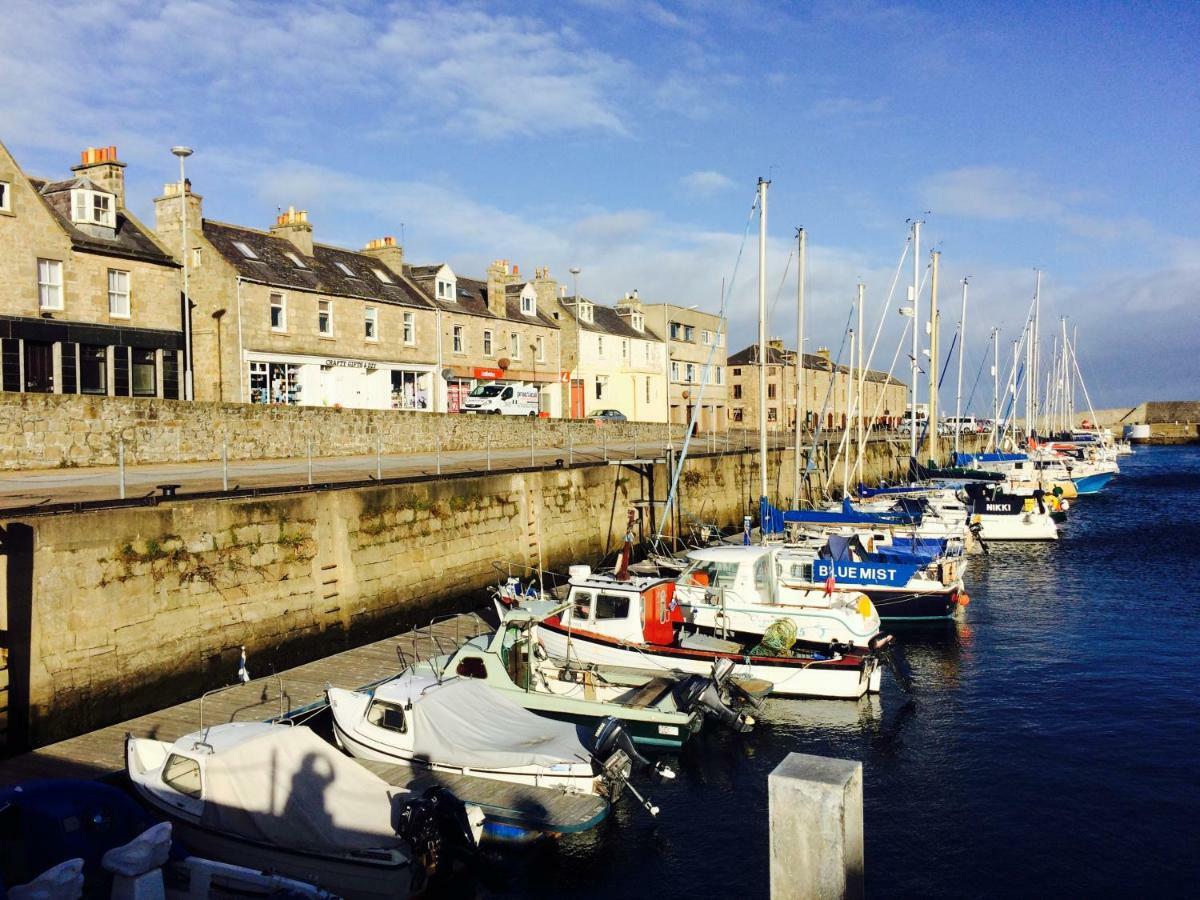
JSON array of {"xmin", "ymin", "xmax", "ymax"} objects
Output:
[{"xmin": 769, "ymin": 752, "xmax": 864, "ymax": 900}]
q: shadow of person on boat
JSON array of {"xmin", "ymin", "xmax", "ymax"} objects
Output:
[{"xmin": 283, "ymin": 751, "xmax": 337, "ymax": 843}]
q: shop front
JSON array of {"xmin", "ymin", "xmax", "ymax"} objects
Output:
[
  {"xmin": 443, "ymin": 364, "xmax": 565, "ymax": 416},
  {"xmin": 245, "ymin": 351, "xmax": 435, "ymax": 411}
]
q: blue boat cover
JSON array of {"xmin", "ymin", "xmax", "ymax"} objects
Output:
[{"xmin": 779, "ymin": 497, "xmax": 919, "ymax": 527}]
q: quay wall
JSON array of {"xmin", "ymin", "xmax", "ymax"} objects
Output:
[
  {"xmin": 0, "ymin": 435, "xmax": 977, "ymax": 749},
  {"xmin": 0, "ymin": 393, "xmax": 692, "ymax": 471}
]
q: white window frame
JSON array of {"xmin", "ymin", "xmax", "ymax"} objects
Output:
[
  {"xmin": 270, "ymin": 292, "xmax": 287, "ymax": 332},
  {"xmin": 716, "ymin": 366, "xmax": 723, "ymax": 385},
  {"xmin": 702, "ymin": 330, "xmax": 712, "ymax": 345},
  {"xmin": 318, "ymin": 299, "xmax": 333, "ymax": 337},
  {"xmin": 521, "ymin": 294, "xmax": 535, "ymax": 316},
  {"xmin": 631, "ymin": 312, "xmax": 643, "ymax": 332},
  {"xmin": 579, "ymin": 300, "xmax": 593, "ymax": 324},
  {"xmin": 364, "ymin": 306, "xmax": 379, "ymax": 341},
  {"xmin": 671, "ymin": 361, "xmax": 680, "ymax": 382},
  {"xmin": 336, "ymin": 262, "xmax": 357, "ymax": 278},
  {"xmin": 437, "ymin": 279, "xmax": 454, "ymax": 299},
  {"xmin": 71, "ymin": 188, "xmax": 115, "ymax": 228},
  {"xmin": 403, "ymin": 312, "xmax": 415, "ymax": 345},
  {"xmin": 0, "ymin": 180, "xmax": 10, "ymax": 213},
  {"xmin": 510, "ymin": 332, "xmax": 521, "ymax": 360},
  {"xmin": 37, "ymin": 259, "xmax": 63, "ymax": 310},
  {"xmin": 107, "ymin": 269, "xmax": 130, "ymax": 318},
  {"xmin": 686, "ymin": 363, "xmax": 695, "ymax": 383},
  {"xmin": 373, "ymin": 268, "xmax": 393, "ymax": 284},
  {"xmin": 285, "ymin": 252, "xmax": 307, "ymax": 269},
  {"xmin": 452, "ymin": 325, "xmax": 465, "ymax": 354},
  {"xmin": 191, "ymin": 247, "xmax": 202, "ymax": 268},
  {"xmin": 233, "ymin": 241, "xmax": 258, "ymax": 259},
  {"xmin": 536, "ymin": 335, "xmax": 545, "ymax": 362},
  {"xmin": 483, "ymin": 329, "xmax": 494, "ymax": 357}
]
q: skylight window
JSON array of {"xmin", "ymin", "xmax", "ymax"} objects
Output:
[
  {"xmin": 372, "ymin": 268, "xmax": 392, "ymax": 284},
  {"xmin": 285, "ymin": 252, "xmax": 307, "ymax": 269},
  {"xmin": 335, "ymin": 262, "xmax": 357, "ymax": 277},
  {"xmin": 233, "ymin": 241, "xmax": 258, "ymax": 260}
]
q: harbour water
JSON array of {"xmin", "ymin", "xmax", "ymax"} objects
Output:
[{"xmin": 473, "ymin": 445, "xmax": 1200, "ymax": 898}]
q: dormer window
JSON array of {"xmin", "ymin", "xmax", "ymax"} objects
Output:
[
  {"xmin": 631, "ymin": 312, "xmax": 644, "ymax": 332},
  {"xmin": 70, "ymin": 188, "xmax": 115, "ymax": 228},
  {"xmin": 578, "ymin": 300, "xmax": 594, "ymax": 324},
  {"xmin": 437, "ymin": 279, "xmax": 454, "ymax": 299},
  {"xmin": 335, "ymin": 262, "xmax": 357, "ymax": 278},
  {"xmin": 373, "ymin": 268, "xmax": 393, "ymax": 284},
  {"xmin": 521, "ymin": 289, "xmax": 536, "ymax": 316},
  {"xmin": 233, "ymin": 241, "xmax": 258, "ymax": 259},
  {"xmin": 285, "ymin": 252, "xmax": 307, "ymax": 269}
]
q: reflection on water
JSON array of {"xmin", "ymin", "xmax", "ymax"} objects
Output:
[{"xmin": 466, "ymin": 447, "xmax": 1200, "ymax": 900}]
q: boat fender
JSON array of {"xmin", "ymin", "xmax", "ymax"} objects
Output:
[
  {"xmin": 534, "ymin": 637, "xmax": 548, "ymax": 661},
  {"xmin": 956, "ymin": 592, "xmax": 971, "ymax": 606},
  {"xmin": 1061, "ymin": 499, "xmax": 1070, "ymax": 511},
  {"xmin": 856, "ymin": 595, "xmax": 873, "ymax": 619}
]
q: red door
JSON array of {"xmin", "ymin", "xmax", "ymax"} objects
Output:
[
  {"xmin": 570, "ymin": 379, "xmax": 585, "ymax": 418},
  {"xmin": 448, "ymin": 380, "xmax": 468, "ymax": 413}
]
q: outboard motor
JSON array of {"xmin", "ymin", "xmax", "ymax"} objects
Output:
[
  {"xmin": 592, "ymin": 717, "xmax": 672, "ymax": 816},
  {"xmin": 673, "ymin": 674, "xmax": 755, "ymax": 733}
]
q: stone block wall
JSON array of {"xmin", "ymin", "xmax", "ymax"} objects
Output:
[{"xmin": 0, "ymin": 392, "xmax": 689, "ymax": 470}]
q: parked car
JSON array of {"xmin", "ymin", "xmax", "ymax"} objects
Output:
[{"xmin": 590, "ymin": 409, "xmax": 628, "ymax": 422}]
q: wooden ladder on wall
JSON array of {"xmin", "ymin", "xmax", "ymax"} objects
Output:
[{"xmin": 523, "ymin": 479, "xmax": 545, "ymax": 579}]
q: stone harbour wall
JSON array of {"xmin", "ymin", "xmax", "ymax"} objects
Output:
[{"xmin": 0, "ymin": 392, "xmax": 690, "ymax": 470}]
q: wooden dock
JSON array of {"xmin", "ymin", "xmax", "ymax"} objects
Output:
[{"xmin": 0, "ymin": 612, "xmax": 490, "ymax": 787}]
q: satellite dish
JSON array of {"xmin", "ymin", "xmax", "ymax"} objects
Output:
[
  {"xmin": 441, "ymin": 368, "xmax": 454, "ymax": 381},
  {"xmin": 497, "ymin": 357, "xmax": 511, "ymax": 370}
]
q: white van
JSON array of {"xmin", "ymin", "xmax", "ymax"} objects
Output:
[
  {"xmin": 943, "ymin": 416, "xmax": 978, "ymax": 433},
  {"xmin": 460, "ymin": 382, "xmax": 540, "ymax": 416}
]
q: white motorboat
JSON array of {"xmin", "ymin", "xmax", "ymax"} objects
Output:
[{"xmin": 126, "ymin": 722, "xmax": 477, "ymax": 900}]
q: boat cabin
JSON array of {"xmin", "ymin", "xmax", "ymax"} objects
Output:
[{"xmin": 558, "ymin": 569, "xmax": 680, "ymax": 646}]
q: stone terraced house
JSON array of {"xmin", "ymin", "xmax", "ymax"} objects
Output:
[
  {"xmin": 0, "ymin": 142, "xmax": 184, "ymax": 399},
  {"xmin": 154, "ymin": 187, "xmax": 440, "ymax": 410}
]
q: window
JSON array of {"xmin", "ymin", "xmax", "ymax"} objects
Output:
[
  {"xmin": 269, "ymin": 293, "xmax": 286, "ymax": 331},
  {"xmin": 132, "ymin": 348, "xmax": 156, "ymax": 396},
  {"xmin": 717, "ymin": 332, "xmax": 725, "ymax": 347},
  {"xmin": 733, "ymin": 385, "xmax": 743, "ymax": 400},
  {"xmin": 335, "ymin": 262, "xmax": 357, "ymax": 278},
  {"xmin": 366, "ymin": 699, "xmax": 407, "ymax": 733},
  {"xmin": 573, "ymin": 590, "xmax": 593, "ymax": 620},
  {"xmin": 767, "ymin": 407, "xmax": 778, "ymax": 422},
  {"xmin": 631, "ymin": 312, "xmax": 644, "ymax": 332},
  {"xmin": 681, "ymin": 559, "xmax": 739, "ymax": 589},
  {"xmin": 162, "ymin": 754, "xmax": 202, "ymax": 799},
  {"xmin": 285, "ymin": 252, "xmax": 306, "ymax": 269},
  {"xmin": 107, "ymin": 269, "xmax": 130, "ymax": 317},
  {"xmin": 364, "ymin": 306, "xmax": 378, "ymax": 341},
  {"xmin": 645, "ymin": 377, "xmax": 651, "ymax": 403},
  {"xmin": 684, "ymin": 325, "xmax": 695, "ymax": 342},
  {"xmin": 521, "ymin": 294, "xmax": 535, "ymax": 315},
  {"xmin": 685, "ymin": 363, "xmax": 695, "ymax": 383},
  {"xmin": 71, "ymin": 189, "xmax": 115, "ymax": 227},
  {"xmin": 510, "ymin": 332, "xmax": 521, "ymax": 360},
  {"xmin": 436, "ymin": 278, "xmax": 452, "ymax": 297},
  {"xmin": 483, "ymin": 329, "xmax": 493, "ymax": 356},
  {"xmin": 702, "ymin": 330, "xmax": 712, "ymax": 345},
  {"xmin": 373, "ymin": 268, "xmax": 393, "ymax": 284},
  {"xmin": 621, "ymin": 339, "xmax": 629, "ymax": 359},
  {"xmin": 249, "ymin": 360, "xmax": 301, "ymax": 404},
  {"xmin": 191, "ymin": 247, "xmax": 202, "ymax": 268},
  {"xmin": 403, "ymin": 312, "xmax": 415, "ymax": 345},
  {"xmin": 669, "ymin": 322, "xmax": 682, "ymax": 340},
  {"xmin": 80, "ymin": 345, "xmax": 107, "ymax": 394},
  {"xmin": 595, "ymin": 376, "xmax": 606, "ymax": 400},
  {"xmin": 715, "ymin": 366, "xmax": 723, "ymax": 385},
  {"xmin": 0, "ymin": 180, "xmax": 9, "ymax": 212},
  {"xmin": 671, "ymin": 362, "xmax": 680, "ymax": 382},
  {"xmin": 732, "ymin": 367, "xmax": 741, "ymax": 376},
  {"xmin": 37, "ymin": 259, "xmax": 63, "ymax": 310},
  {"xmin": 233, "ymin": 241, "xmax": 258, "ymax": 259},
  {"xmin": 452, "ymin": 325, "xmax": 464, "ymax": 353},
  {"xmin": 579, "ymin": 300, "xmax": 593, "ymax": 323},
  {"xmin": 768, "ymin": 383, "xmax": 777, "ymax": 399},
  {"xmin": 536, "ymin": 335, "xmax": 545, "ymax": 362},
  {"xmin": 732, "ymin": 408, "xmax": 744, "ymax": 422},
  {"xmin": 318, "ymin": 299, "xmax": 333, "ymax": 336},
  {"xmin": 595, "ymin": 592, "xmax": 631, "ymax": 620}
]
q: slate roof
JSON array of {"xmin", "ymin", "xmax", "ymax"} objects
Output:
[
  {"xmin": 728, "ymin": 343, "xmax": 902, "ymax": 384},
  {"xmin": 31, "ymin": 177, "xmax": 178, "ymax": 268},
  {"xmin": 406, "ymin": 266, "xmax": 559, "ymax": 329},
  {"xmin": 559, "ymin": 297, "xmax": 664, "ymax": 341},
  {"xmin": 201, "ymin": 221, "xmax": 433, "ymax": 309}
]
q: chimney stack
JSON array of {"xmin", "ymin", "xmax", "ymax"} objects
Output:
[
  {"xmin": 269, "ymin": 206, "xmax": 314, "ymax": 257},
  {"xmin": 72, "ymin": 145, "xmax": 126, "ymax": 208},
  {"xmin": 362, "ymin": 235, "xmax": 405, "ymax": 275},
  {"xmin": 153, "ymin": 179, "xmax": 204, "ymax": 247},
  {"xmin": 486, "ymin": 259, "xmax": 510, "ymax": 318},
  {"xmin": 532, "ymin": 265, "xmax": 559, "ymax": 312}
]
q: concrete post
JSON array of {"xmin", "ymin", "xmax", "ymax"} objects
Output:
[{"xmin": 769, "ymin": 753, "xmax": 864, "ymax": 900}]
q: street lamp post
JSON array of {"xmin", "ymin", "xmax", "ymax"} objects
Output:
[{"xmin": 172, "ymin": 146, "xmax": 195, "ymax": 401}]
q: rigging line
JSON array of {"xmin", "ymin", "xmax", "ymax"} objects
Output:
[
  {"xmin": 767, "ymin": 248, "xmax": 796, "ymax": 326},
  {"xmin": 962, "ymin": 347, "xmax": 990, "ymax": 418},
  {"xmin": 814, "ymin": 306, "xmax": 858, "ymax": 499},
  {"xmin": 655, "ymin": 186, "xmax": 760, "ymax": 543},
  {"xmin": 847, "ymin": 314, "xmax": 913, "ymax": 480}
]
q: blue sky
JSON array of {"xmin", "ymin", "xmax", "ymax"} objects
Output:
[{"xmin": 4, "ymin": 0, "xmax": 1197, "ymax": 408}]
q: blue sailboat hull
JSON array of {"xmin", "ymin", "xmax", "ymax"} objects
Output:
[{"xmin": 1073, "ymin": 472, "xmax": 1114, "ymax": 495}]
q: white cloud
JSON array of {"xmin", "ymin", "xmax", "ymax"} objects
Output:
[{"xmin": 680, "ymin": 170, "xmax": 735, "ymax": 196}]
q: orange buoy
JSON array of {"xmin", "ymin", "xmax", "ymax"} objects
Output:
[{"xmin": 957, "ymin": 592, "xmax": 971, "ymax": 606}]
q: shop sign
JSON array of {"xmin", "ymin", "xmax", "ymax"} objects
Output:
[
  {"xmin": 473, "ymin": 367, "xmax": 505, "ymax": 380},
  {"xmin": 559, "ymin": 370, "xmax": 571, "ymax": 382},
  {"xmin": 324, "ymin": 358, "xmax": 378, "ymax": 370}
]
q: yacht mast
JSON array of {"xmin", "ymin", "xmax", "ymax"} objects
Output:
[
  {"xmin": 927, "ymin": 250, "xmax": 941, "ymax": 463},
  {"xmin": 991, "ymin": 327, "xmax": 1000, "ymax": 449},
  {"xmin": 954, "ymin": 277, "xmax": 969, "ymax": 457},
  {"xmin": 909, "ymin": 219, "xmax": 921, "ymax": 462},
  {"xmin": 757, "ymin": 177, "xmax": 769, "ymax": 534},
  {"xmin": 856, "ymin": 281, "xmax": 865, "ymax": 490},
  {"xmin": 843, "ymin": 320, "xmax": 854, "ymax": 498},
  {"xmin": 792, "ymin": 227, "xmax": 806, "ymax": 508}
]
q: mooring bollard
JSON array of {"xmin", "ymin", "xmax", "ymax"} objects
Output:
[
  {"xmin": 118, "ymin": 438, "xmax": 126, "ymax": 499},
  {"xmin": 768, "ymin": 752, "xmax": 864, "ymax": 900}
]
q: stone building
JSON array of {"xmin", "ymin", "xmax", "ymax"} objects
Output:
[
  {"xmin": 407, "ymin": 261, "xmax": 562, "ymax": 415},
  {"xmin": 0, "ymin": 142, "xmax": 183, "ymax": 398},
  {"xmin": 154, "ymin": 189, "xmax": 440, "ymax": 410},
  {"xmin": 727, "ymin": 339, "xmax": 907, "ymax": 432},
  {"xmin": 640, "ymin": 302, "xmax": 728, "ymax": 431},
  {"xmin": 554, "ymin": 292, "xmax": 667, "ymax": 421}
]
